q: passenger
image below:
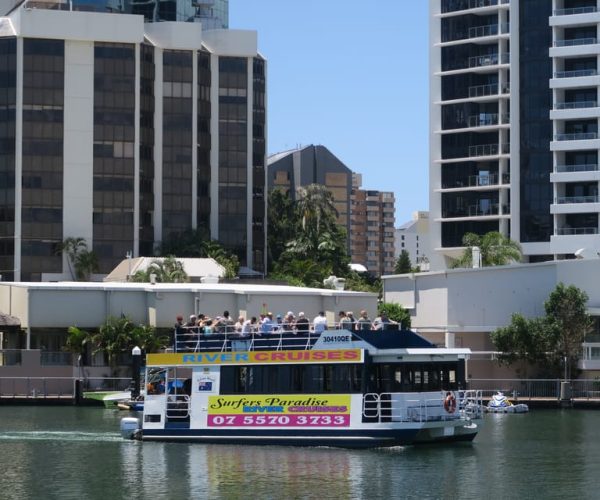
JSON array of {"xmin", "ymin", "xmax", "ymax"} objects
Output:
[
  {"xmin": 373, "ymin": 311, "xmax": 395, "ymax": 331},
  {"xmin": 273, "ymin": 314, "xmax": 283, "ymax": 332},
  {"xmin": 346, "ymin": 311, "xmax": 357, "ymax": 330},
  {"xmin": 203, "ymin": 319, "xmax": 213, "ymax": 335},
  {"xmin": 234, "ymin": 316, "xmax": 245, "ymax": 333},
  {"xmin": 338, "ymin": 310, "xmax": 353, "ymax": 330},
  {"xmin": 221, "ymin": 310, "xmax": 235, "ymax": 334},
  {"xmin": 242, "ymin": 316, "xmax": 258, "ymax": 336},
  {"xmin": 260, "ymin": 312, "xmax": 274, "ymax": 334},
  {"xmin": 356, "ymin": 310, "xmax": 372, "ymax": 331},
  {"xmin": 185, "ymin": 314, "xmax": 197, "ymax": 328},
  {"xmin": 282, "ymin": 311, "xmax": 295, "ymax": 331},
  {"xmin": 313, "ymin": 311, "xmax": 328, "ymax": 334},
  {"xmin": 295, "ymin": 311, "xmax": 310, "ymax": 334}
]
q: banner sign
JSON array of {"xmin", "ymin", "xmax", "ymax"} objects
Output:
[
  {"xmin": 207, "ymin": 395, "xmax": 351, "ymax": 427},
  {"xmin": 147, "ymin": 349, "xmax": 363, "ymax": 367}
]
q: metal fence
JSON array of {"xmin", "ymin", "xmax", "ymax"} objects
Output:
[
  {"xmin": 469, "ymin": 379, "xmax": 600, "ymax": 400},
  {"xmin": 0, "ymin": 376, "xmax": 131, "ymax": 398}
]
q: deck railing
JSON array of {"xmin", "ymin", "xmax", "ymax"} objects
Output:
[{"xmin": 468, "ymin": 379, "xmax": 600, "ymax": 400}]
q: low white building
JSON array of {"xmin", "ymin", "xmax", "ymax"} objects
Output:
[{"xmin": 382, "ymin": 258, "xmax": 600, "ymax": 378}]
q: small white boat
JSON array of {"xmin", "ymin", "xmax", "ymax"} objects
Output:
[
  {"xmin": 485, "ymin": 392, "xmax": 529, "ymax": 413},
  {"xmin": 102, "ymin": 391, "xmax": 132, "ymax": 408}
]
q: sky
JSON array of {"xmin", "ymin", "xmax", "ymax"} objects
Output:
[{"xmin": 230, "ymin": 0, "xmax": 430, "ymax": 226}]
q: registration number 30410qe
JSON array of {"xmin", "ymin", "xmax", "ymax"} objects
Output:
[{"xmin": 208, "ymin": 414, "xmax": 349, "ymax": 426}]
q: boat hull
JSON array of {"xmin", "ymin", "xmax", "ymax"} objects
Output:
[{"xmin": 140, "ymin": 423, "xmax": 479, "ymax": 448}]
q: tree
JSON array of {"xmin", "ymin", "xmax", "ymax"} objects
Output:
[
  {"xmin": 394, "ymin": 250, "xmax": 412, "ymax": 274},
  {"xmin": 267, "ymin": 188, "xmax": 296, "ymax": 270},
  {"xmin": 544, "ymin": 283, "xmax": 593, "ymax": 378},
  {"xmin": 131, "ymin": 256, "xmax": 189, "ymax": 283},
  {"xmin": 58, "ymin": 237, "xmax": 87, "ymax": 280},
  {"xmin": 75, "ymin": 250, "xmax": 99, "ymax": 281},
  {"xmin": 378, "ymin": 302, "xmax": 411, "ymax": 329},
  {"xmin": 64, "ymin": 326, "xmax": 91, "ymax": 365},
  {"xmin": 159, "ymin": 229, "xmax": 239, "ymax": 279},
  {"xmin": 452, "ymin": 231, "xmax": 522, "ymax": 268},
  {"xmin": 491, "ymin": 283, "xmax": 592, "ymax": 377}
]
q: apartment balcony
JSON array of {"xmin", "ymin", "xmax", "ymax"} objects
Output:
[
  {"xmin": 550, "ymin": 195, "xmax": 600, "ymax": 214},
  {"xmin": 550, "ymin": 7, "xmax": 600, "ymax": 28},
  {"xmin": 550, "ymin": 38, "xmax": 600, "ymax": 57},
  {"xmin": 439, "ymin": 0, "xmax": 510, "ymax": 17},
  {"xmin": 468, "ymin": 53, "xmax": 509, "ymax": 69},
  {"xmin": 437, "ymin": 53, "xmax": 509, "ymax": 76},
  {"xmin": 551, "ymin": 231, "xmax": 600, "ymax": 255},
  {"xmin": 439, "ymin": 23, "xmax": 509, "ymax": 46},
  {"xmin": 438, "ymin": 173, "xmax": 510, "ymax": 192},
  {"xmin": 551, "ymin": 68, "xmax": 600, "ymax": 89},
  {"xmin": 467, "ymin": 112, "xmax": 510, "ymax": 127},
  {"xmin": 468, "ymin": 143, "xmax": 510, "ymax": 157},
  {"xmin": 551, "ymin": 133, "xmax": 600, "ymax": 151},
  {"xmin": 467, "ymin": 82, "xmax": 510, "ymax": 99},
  {"xmin": 550, "ymin": 101, "xmax": 600, "ymax": 120},
  {"xmin": 555, "ymin": 227, "xmax": 598, "ymax": 235},
  {"xmin": 551, "ymin": 164, "xmax": 600, "ymax": 183}
]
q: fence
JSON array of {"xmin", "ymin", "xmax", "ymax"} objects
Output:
[
  {"xmin": 469, "ymin": 379, "xmax": 600, "ymax": 400},
  {"xmin": 0, "ymin": 376, "xmax": 131, "ymax": 398}
]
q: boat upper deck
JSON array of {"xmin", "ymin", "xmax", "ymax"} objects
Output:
[{"xmin": 174, "ymin": 326, "xmax": 438, "ymax": 354}]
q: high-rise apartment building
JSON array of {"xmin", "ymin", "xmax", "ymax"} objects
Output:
[
  {"xmin": 430, "ymin": 0, "xmax": 600, "ymax": 269},
  {"xmin": 0, "ymin": 2, "xmax": 265, "ymax": 280},
  {"xmin": 350, "ymin": 174, "xmax": 396, "ymax": 276}
]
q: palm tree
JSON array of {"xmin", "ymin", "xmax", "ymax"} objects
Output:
[
  {"xmin": 452, "ymin": 231, "xmax": 522, "ymax": 268},
  {"xmin": 295, "ymin": 184, "xmax": 338, "ymax": 239},
  {"xmin": 131, "ymin": 256, "xmax": 189, "ymax": 283},
  {"xmin": 58, "ymin": 237, "xmax": 87, "ymax": 280},
  {"xmin": 75, "ymin": 250, "xmax": 99, "ymax": 281}
]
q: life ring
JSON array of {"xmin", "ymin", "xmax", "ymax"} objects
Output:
[{"xmin": 444, "ymin": 392, "xmax": 456, "ymax": 413}]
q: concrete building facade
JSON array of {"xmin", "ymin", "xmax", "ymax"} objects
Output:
[
  {"xmin": 395, "ymin": 211, "xmax": 430, "ymax": 270},
  {"xmin": 0, "ymin": 2, "xmax": 266, "ymax": 281},
  {"xmin": 350, "ymin": 173, "xmax": 396, "ymax": 276},
  {"xmin": 383, "ymin": 258, "xmax": 600, "ymax": 378},
  {"xmin": 430, "ymin": 0, "xmax": 600, "ymax": 270}
]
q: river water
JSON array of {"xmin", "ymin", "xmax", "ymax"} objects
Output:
[{"xmin": 0, "ymin": 406, "xmax": 598, "ymax": 499}]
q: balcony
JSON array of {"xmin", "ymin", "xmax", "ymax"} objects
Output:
[
  {"xmin": 554, "ymin": 38, "xmax": 597, "ymax": 47},
  {"xmin": 556, "ymin": 195, "xmax": 599, "ymax": 203},
  {"xmin": 467, "ymin": 23, "xmax": 509, "ymax": 39},
  {"xmin": 554, "ymin": 7, "xmax": 597, "ymax": 16},
  {"xmin": 554, "ymin": 100, "xmax": 597, "ymax": 110},
  {"xmin": 555, "ymin": 132, "xmax": 598, "ymax": 141},
  {"xmin": 555, "ymin": 227, "xmax": 598, "ymax": 235},
  {"xmin": 468, "ymin": 143, "xmax": 510, "ymax": 157},
  {"xmin": 554, "ymin": 69, "xmax": 597, "ymax": 78},
  {"xmin": 468, "ymin": 203, "xmax": 500, "ymax": 216},
  {"xmin": 468, "ymin": 53, "xmax": 509, "ymax": 69},
  {"xmin": 554, "ymin": 163, "xmax": 598, "ymax": 173},
  {"xmin": 441, "ymin": 0, "xmax": 509, "ymax": 14}
]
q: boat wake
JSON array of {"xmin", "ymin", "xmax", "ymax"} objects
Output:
[{"xmin": 0, "ymin": 431, "xmax": 123, "ymax": 442}]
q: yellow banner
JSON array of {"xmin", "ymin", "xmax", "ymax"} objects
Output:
[
  {"xmin": 147, "ymin": 349, "xmax": 363, "ymax": 367},
  {"xmin": 208, "ymin": 395, "xmax": 351, "ymax": 415}
]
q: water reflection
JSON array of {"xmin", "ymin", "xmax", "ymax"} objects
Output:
[{"xmin": 2, "ymin": 408, "xmax": 600, "ymax": 499}]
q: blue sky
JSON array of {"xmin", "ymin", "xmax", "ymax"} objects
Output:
[{"xmin": 230, "ymin": 0, "xmax": 429, "ymax": 225}]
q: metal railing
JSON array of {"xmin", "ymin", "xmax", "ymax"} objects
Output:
[
  {"xmin": 468, "ymin": 83, "xmax": 498, "ymax": 97},
  {"xmin": 81, "ymin": 377, "xmax": 132, "ymax": 392},
  {"xmin": 469, "ymin": 379, "xmax": 600, "ymax": 400},
  {"xmin": 555, "ymin": 132, "xmax": 598, "ymax": 141},
  {"xmin": 468, "ymin": 113, "xmax": 498, "ymax": 127},
  {"xmin": 555, "ymin": 227, "xmax": 598, "ymax": 235},
  {"xmin": 468, "ymin": 23, "xmax": 509, "ymax": 39},
  {"xmin": 554, "ymin": 69, "xmax": 597, "ymax": 78},
  {"xmin": 554, "ymin": 6, "xmax": 597, "ymax": 16},
  {"xmin": 0, "ymin": 377, "xmax": 77, "ymax": 398},
  {"xmin": 468, "ymin": 143, "xmax": 509, "ymax": 157},
  {"xmin": 555, "ymin": 163, "xmax": 598, "ymax": 173},
  {"xmin": 554, "ymin": 37, "xmax": 597, "ymax": 47},
  {"xmin": 556, "ymin": 195, "xmax": 599, "ymax": 204},
  {"xmin": 468, "ymin": 203, "xmax": 500, "ymax": 216},
  {"xmin": 468, "ymin": 52, "xmax": 509, "ymax": 69},
  {"xmin": 166, "ymin": 395, "xmax": 190, "ymax": 420},
  {"xmin": 554, "ymin": 100, "xmax": 597, "ymax": 110}
]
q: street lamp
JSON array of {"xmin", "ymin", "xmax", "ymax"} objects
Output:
[{"xmin": 131, "ymin": 346, "xmax": 142, "ymax": 399}]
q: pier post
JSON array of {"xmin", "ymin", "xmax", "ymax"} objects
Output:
[{"xmin": 131, "ymin": 346, "xmax": 141, "ymax": 399}]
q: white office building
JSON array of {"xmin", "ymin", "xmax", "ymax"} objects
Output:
[{"xmin": 0, "ymin": 1, "xmax": 266, "ymax": 281}]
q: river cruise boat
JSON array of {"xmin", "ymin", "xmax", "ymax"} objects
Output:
[{"xmin": 120, "ymin": 327, "xmax": 482, "ymax": 448}]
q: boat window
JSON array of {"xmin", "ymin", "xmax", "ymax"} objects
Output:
[
  {"xmin": 368, "ymin": 362, "xmax": 462, "ymax": 393},
  {"xmin": 220, "ymin": 364, "xmax": 363, "ymax": 395}
]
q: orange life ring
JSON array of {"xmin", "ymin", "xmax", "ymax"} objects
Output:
[{"xmin": 444, "ymin": 393, "xmax": 456, "ymax": 413}]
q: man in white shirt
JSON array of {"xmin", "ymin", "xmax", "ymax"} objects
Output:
[
  {"xmin": 260, "ymin": 312, "xmax": 274, "ymax": 334},
  {"xmin": 313, "ymin": 311, "xmax": 328, "ymax": 334},
  {"xmin": 242, "ymin": 316, "xmax": 257, "ymax": 335}
]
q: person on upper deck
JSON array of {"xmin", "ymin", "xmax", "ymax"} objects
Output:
[
  {"xmin": 356, "ymin": 310, "xmax": 372, "ymax": 331},
  {"xmin": 234, "ymin": 316, "xmax": 245, "ymax": 333},
  {"xmin": 282, "ymin": 311, "xmax": 295, "ymax": 332},
  {"xmin": 373, "ymin": 311, "xmax": 396, "ymax": 331},
  {"xmin": 260, "ymin": 312, "xmax": 274, "ymax": 334},
  {"xmin": 338, "ymin": 310, "xmax": 353, "ymax": 330},
  {"xmin": 313, "ymin": 311, "xmax": 328, "ymax": 334},
  {"xmin": 295, "ymin": 311, "xmax": 310, "ymax": 334},
  {"xmin": 346, "ymin": 311, "xmax": 357, "ymax": 330},
  {"xmin": 242, "ymin": 316, "xmax": 258, "ymax": 335},
  {"xmin": 221, "ymin": 310, "xmax": 235, "ymax": 334}
]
